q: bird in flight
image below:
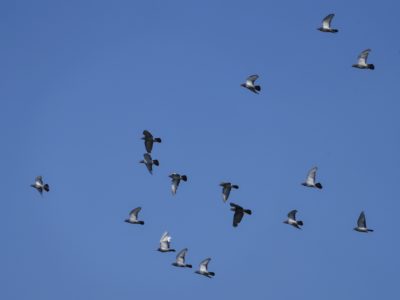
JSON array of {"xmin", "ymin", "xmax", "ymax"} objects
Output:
[
  {"xmin": 157, "ymin": 231, "xmax": 176, "ymax": 252},
  {"xmin": 169, "ymin": 173, "xmax": 188, "ymax": 195},
  {"xmin": 317, "ymin": 13, "xmax": 338, "ymax": 33},
  {"xmin": 140, "ymin": 153, "xmax": 159, "ymax": 175},
  {"xmin": 220, "ymin": 182, "xmax": 239, "ymax": 203},
  {"xmin": 230, "ymin": 203, "xmax": 252, "ymax": 227},
  {"xmin": 124, "ymin": 207, "xmax": 144, "ymax": 225},
  {"xmin": 241, "ymin": 75, "xmax": 261, "ymax": 94},
  {"xmin": 195, "ymin": 258, "xmax": 215, "ymax": 278},
  {"xmin": 354, "ymin": 211, "xmax": 374, "ymax": 233},
  {"xmin": 141, "ymin": 130, "xmax": 162, "ymax": 153},
  {"xmin": 31, "ymin": 176, "xmax": 50, "ymax": 195},
  {"xmin": 283, "ymin": 210, "xmax": 304, "ymax": 229},
  {"xmin": 352, "ymin": 49, "xmax": 375, "ymax": 70},
  {"xmin": 172, "ymin": 248, "xmax": 192, "ymax": 268},
  {"xmin": 301, "ymin": 167, "xmax": 323, "ymax": 189}
]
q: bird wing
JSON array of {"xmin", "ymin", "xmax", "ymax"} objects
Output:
[
  {"xmin": 358, "ymin": 49, "xmax": 371, "ymax": 65},
  {"xmin": 35, "ymin": 176, "xmax": 43, "ymax": 185},
  {"xmin": 230, "ymin": 202, "xmax": 242, "ymax": 210},
  {"xmin": 306, "ymin": 167, "xmax": 317, "ymax": 185},
  {"xmin": 200, "ymin": 258, "xmax": 211, "ymax": 272},
  {"xmin": 144, "ymin": 153, "xmax": 152, "ymax": 162},
  {"xmin": 143, "ymin": 130, "xmax": 153, "ymax": 139},
  {"xmin": 322, "ymin": 13, "xmax": 335, "ymax": 29},
  {"xmin": 176, "ymin": 248, "xmax": 187, "ymax": 264},
  {"xmin": 145, "ymin": 139, "xmax": 154, "ymax": 153},
  {"xmin": 171, "ymin": 178, "xmax": 180, "ymax": 194},
  {"xmin": 129, "ymin": 207, "xmax": 141, "ymax": 221},
  {"xmin": 288, "ymin": 209, "xmax": 297, "ymax": 220},
  {"xmin": 160, "ymin": 231, "xmax": 170, "ymax": 243},
  {"xmin": 357, "ymin": 211, "xmax": 367, "ymax": 228},
  {"xmin": 233, "ymin": 210, "xmax": 244, "ymax": 227},
  {"xmin": 222, "ymin": 185, "xmax": 231, "ymax": 201},
  {"xmin": 246, "ymin": 74, "xmax": 259, "ymax": 85}
]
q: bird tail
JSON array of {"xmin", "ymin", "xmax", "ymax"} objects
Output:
[
  {"xmin": 181, "ymin": 175, "xmax": 188, "ymax": 182},
  {"xmin": 315, "ymin": 183, "xmax": 323, "ymax": 189},
  {"xmin": 138, "ymin": 221, "xmax": 145, "ymax": 225},
  {"xmin": 208, "ymin": 272, "xmax": 215, "ymax": 276},
  {"xmin": 43, "ymin": 184, "xmax": 50, "ymax": 192},
  {"xmin": 297, "ymin": 221, "xmax": 304, "ymax": 226},
  {"xmin": 332, "ymin": 29, "xmax": 338, "ymax": 33},
  {"xmin": 154, "ymin": 138, "xmax": 162, "ymax": 143},
  {"xmin": 368, "ymin": 64, "xmax": 375, "ymax": 70},
  {"xmin": 232, "ymin": 185, "xmax": 239, "ymax": 189},
  {"xmin": 368, "ymin": 229, "xmax": 374, "ymax": 232},
  {"xmin": 153, "ymin": 160, "xmax": 159, "ymax": 166},
  {"xmin": 186, "ymin": 264, "xmax": 192, "ymax": 268},
  {"xmin": 255, "ymin": 85, "xmax": 261, "ymax": 91},
  {"xmin": 244, "ymin": 209, "xmax": 252, "ymax": 215}
]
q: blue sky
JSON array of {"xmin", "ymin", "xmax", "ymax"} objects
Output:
[{"xmin": 1, "ymin": 0, "xmax": 399, "ymax": 299}]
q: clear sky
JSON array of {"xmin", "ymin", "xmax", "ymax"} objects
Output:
[{"xmin": 1, "ymin": 0, "xmax": 399, "ymax": 299}]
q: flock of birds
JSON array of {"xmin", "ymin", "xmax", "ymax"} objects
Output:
[{"xmin": 30, "ymin": 13, "xmax": 375, "ymax": 279}]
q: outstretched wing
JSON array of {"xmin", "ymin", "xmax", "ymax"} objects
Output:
[
  {"xmin": 246, "ymin": 74, "xmax": 259, "ymax": 85},
  {"xmin": 129, "ymin": 207, "xmax": 141, "ymax": 221},
  {"xmin": 358, "ymin": 49, "xmax": 371, "ymax": 65},
  {"xmin": 176, "ymin": 248, "xmax": 188, "ymax": 264},
  {"xmin": 171, "ymin": 178, "xmax": 180, "ymax": 195},
  {"xmin": 222, "ymin": 185, "xmax": 231, "ymax": 202},
  {"xmin": 306, "ymin": 167, "xmax": 317, "ymax": 185},
  {"xmin": 233, "ymin": 210, "xmax": 244, "ymax": 227},
  {"xmin": 143, "ymin": 130, "xmax": 153, "ymax": 139},
  {"xmin": 35, "ymin": 176, "xmax": 43, "ymax": 185},
  {"xmin": 357, "ymin": 211, "xmax": 366, "ymax": 228},
  {"xmin": 160, "ymin": 231, "xmax": 170, "ymax": 243},
  {"xmin": 288, "ymin": 209, "xmax": 297, "ymax": 220},
  {"xmin": 200, "ymin": 258, "xmax": 211, "ymax": 272},
  {"xmin": 322, "ymin": 13, "xmax": 335, "ymax": 29}
]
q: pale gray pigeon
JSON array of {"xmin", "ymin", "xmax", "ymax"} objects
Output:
[
  {"xmin": 317, "ymin": 14, "xmax": 338, "ymax": 33},
  {"xmin": 283, "ymin": 210, "xmax": 303, "ymax": 229},
  {"xmin": 157, "ymin": 231, "xmax": 176, "ymax": 252},
  {"xmin": 172, "ymin": 248, "xmax": 192, "ymax": 268},
  {"xmin": 241, "ymin": 75, "xmax": 261, "ymax": 94},
  {"xmin": 169, "ymin": 173, "xmax": 187, "ymax": 195},
  {"xmin": 301, "ymin": 167, "xmax": 322, "ymax": 189},
  {"xmin": 124, "ymin": 207, "xmax": 144, "ymax": 225},
  {"xmin": 220, "ymin": 182, "xmax": 239, "ymax": 202},
  {"xmin": 354, "ymin": 211, "xmax": 374, "ymax": 233},
  {"xmin": 195, "ymin": 258, "xmax": 215, "ymax": 278},
  {"xmin": 31, "ymin": 176, "xmax": 50, "ymax": 195},
  {"xmin": 352, "ymin": 49, "xmax": 375, "ymax": 70}
]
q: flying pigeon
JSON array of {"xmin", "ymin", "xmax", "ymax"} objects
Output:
[
  {"xmin": 283, "ymin": 210, "xmax": 304, "ymax": 229},
  {"xmin": 169, "ymin": 173, "xmax": 187, "ymax": 195},
  {"xmin": 140, "ymin": 153, "xmax": 159, "ymax": 175},
  {"xmin": 352, "ymin": 49, "xmax": 375, "ymax": 70},
  {"xmin": 317, "ymin": 13, "xmax": 338, "ymax": 33},
  {"xmin": 195, "ymin": 258, "xmax": 215, "ymax": 278},
  {"xmin": 157, "ymin": 231, "xmax": 176, "ymax": 252},
  {"xmin": 124, "ymin": 207, "xmax": 144, "ymax": 225},
  {"xmin": 141, "ymin": 130, "xmax": 162, "ymax": 153},
  {"xmin": 31, "ymin": 176, "xmax": 50, "ymax": 195},
  {"xmin": 241, "ymin": 75, "xmax": 261, "ymax": 94},
  {"xmin": 301, "ymin": 167, "xmax": 323, "ymax": 189},
  {"xmin": 172, "ymin": 248, "xmax": 192, "ymax": 268},
  {"xmin": 230, "ymin": 203, "xmax": 252, "ymax": 227},
  {"xmin": 354, "ymin": 211, "xmax": 374, "ymax": 233},
  {"xmin": 220, "ymin": 182, "xmax": 239, "ymax": 202}
]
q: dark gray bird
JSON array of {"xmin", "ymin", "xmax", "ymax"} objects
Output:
[
  {"xmin": 354, "ymin": 211, "xmax": 374, "ymax": 233},
  {"xmin": 283, "ymin": 210, "xmax": 304, "ymax": 229},
  {"xmin": 352, "ymin": 49, "xmax": 375, "ymax": 70},
  {"xmin": 141, "ymin": 130, "xmax": 161, "ymax": 153},
  {"xmin": 124, "ymin": 207, "xmax": 144, "ymax": 225},
  {"xmin": 30, "ymin": 176, "xmax": 50, "ymax": 195},
  {"xmin": 220, "ymin": 182, "xmax": 239, "ymax": 203},
  {"xmin": 301, "ymin": 167, "xmax": 323, "ymax": 189},
  {"xmin": 195, "ymin": 258, "xmax": 215, "ymax": 278},
  {"xmin": 157, "ymin": 231, "xmax": 176, "ymax": 252},
  {"xmin": 172, "ymin": 248, "xmax": 192, "ymax": 268},
  {"xmin": 140, "ymin": 153, "xmax": 159, "ymax": 175},
  {"xmin": 230, "ymin": 203, "xmax": 252, "ymax": 227},
  {"xmin": 317, "ymin": 14, "xmax": 338, "ymax": 33},
  {"xmin": 169, "ymin": 173, "xmax": 187, "ymax": 195},
  {"xmin": 241, "ymin": 75, "xmax": 261, "ymax": 94}
]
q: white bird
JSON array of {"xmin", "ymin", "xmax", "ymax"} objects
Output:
[
  {"xmin": 169, "ymin": 173, "xmax": 187, "ymax": 195},
  {"xmin": 241, "ymin": 75, "xmax": 261, "ymax": 94},
  {"xmin": 354, "ymin": 211, "xmax": 374, "ymax": 233},
  {"xmin": 124, "ymin": 207, "xmax": 144, "ymax": 225},
  {"xmin": 157, "ymin": 231, "xmax": 176, "ymax": 252},
  {"xmin": 140, "ymin": 153, "xmax": 159, "ymax": 175},
  {"xmin": 195, "ymin": 258, "xmax": 215, "ymax": 278},
  {"xmin": 352, "ymin": 49, "xmax": 375, "ymax": 70},
  {"xmin": 317, "ymin": 14, "xmax": 338, "ymax": 33},
  {"xmin": 172, "ymin": 248, "xmax": 192, "ymax": 268},
  {"xmin": 283, "ymin": 210, "xmax": 303, "ymax": 229},
  {"xmin": 141, "ymin": 130, "xmax": 161, "ymax": 153},
  {"xmin": 220, "ymin": 182, "xmax": 239, "ymax": 202},
  {"xmin": 301, "ymin": 167, "xmax": 323, "ymax": 189},
  {"xmin": 30, "ymin": 176, "xmax": 50, "ymax": 195}
]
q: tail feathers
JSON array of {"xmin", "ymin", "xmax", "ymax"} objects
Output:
[
  {"xmin": 154, "ymin": 138, "xmax": 162, "ymax": 143},
  {"xmin": 315, "ymin": 183, "xmax": 323, "ymax": 189},
  {"xmin": 43, "ymin": 184, "xmax": 50, "ymax": 192},
  {"xmin": 368, "ymin": 64, "xmax": 375, "ymax": 70},
  {"xmin": 232, "ymin": 185, "xmax": 239, "ymax": 189},
  {"xmin": 208, "ymin": 272, "xmax": 215, "ymax": 276},
  {"xmin": 186, "ymin": 264, "xmax": 192, "ymax": 268},
  {"xmin": 153, "ymin": 160, "xmax": 159, "ymax": 166},
  {"xmin": 368, "ymin": 229, "xmax": 374, "ymax": 232},
  {"xmin": 332, "ymin": 29, "xmax": 338, "ymax": 33},
  {"xmin": 297, "ymin": 221, "xmax": 304, "ymax": 226},
  {"xmin": 138, "ymin": 221, "xmax": 145, "ymax": 225},
  {"xmin": 244, "ymin": 209, "xmax": 252, "ymax": 215},
  {"xmin": 255, "ymin": 85, "xmax": 261, "ymax": 91},
  {"xmin": 181, "ymin": 175, "xmax": 188, "ymax": 182}
]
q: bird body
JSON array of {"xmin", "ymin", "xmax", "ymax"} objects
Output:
[
  {"xmin": 169, "ymin": 173, "xmax": 187, "ymax": 195},
  {"xmin": 241, "ymin": 75, "xmax": 261, "ymax": 94},
  {"xmin": 31, "ymin": 176, "xmax": 50, "ymax": 195},
  {"xmin": 125, "ymin": 207, "xmax": 144, "ymax": 225},
  {"xmin": 283, "ymin": 210, "xmax": 303, "ymax": 229},
  {"xmin": 317, "ymin": 14, "xmax": 338, "ymax": 33},
  {"xmin": 352, "ymin": 49, "xmax": 375, "ymax": 70},
  {"xmin": 302, "ymin": 167, "xmax": 323, "ymax": 189},
  {"xmin": 158, "ymin": 231, "xmax": 176, "ymax": 252},
  {"xmin": 354, "ymin": 211, "xmax": 374, "ymax": 233},
  {"xmin": 230, "ymin": 202, "xmax": 252, "ymax": 227},
  {"xmin": 141, "ymin": 130, "xmax": 162, "ymax": 153},
  {"xmin": 195, "ymin": 258, "xmax": 215, "ymax": 278},
  {"xmin": 220, "ymin": 182, "xmax": 239, "ymax": 202},
  {"xmin": 140, "ymin": 153, "xmax": 159, "ymax": 174},
  {"xmin": 172, "ymin": 248, "xmax": 192, "ymax": 268}
]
